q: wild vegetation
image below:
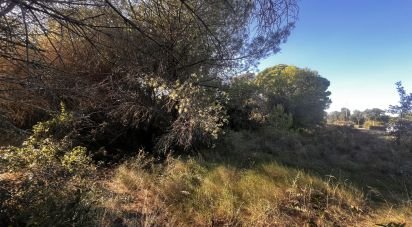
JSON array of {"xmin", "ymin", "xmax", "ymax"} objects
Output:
[
  {"xmin": 328, "ymin": 108, "xmax": 389, "ymax": 128},
  {"xmin": 0, "ymin": 0, "xmax": 411, "ymax": 226},
  {"xmin": 328, "ymin": 81, "xmax": 412, "ymax": 149}
]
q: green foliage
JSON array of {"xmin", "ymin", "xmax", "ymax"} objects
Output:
[
  {"xmin": 255, "ymin": 64, "xmax": 331, "ymax": 128},
  {"xmin": 364, "ymin": 108, "xmax": 388, "ymax": 124},
  {"xmin": 61, "ymin": 146, "xmax": 92, "ymax": 173},
  {"xmin": 226, "ymin": 73, "xmax": 280, "ymax": 130},
  {"xmin": 226, "ymin": 65, "xmax": 330, "ymax": 131},
  {"xmin": 1, "ymin": 0, "xmax": 299, "ymax": 156},
  {"xmin": 0, "ymin": 105, "xmax": 97, "ymax": 226},
  {"xmin": 267, "ymin": 105, "xmax": 293, "ymax": 130},
  {"xmin": 1, "ymin": 178, "xmax": 99, "ymax": 226},
  {"xmin": 389, "ymin": 81, "xmax": 412, "ymax": 145},
  {"xmin": 226, "ymin": 73, "xmax": 263, "ymax": 130},
  {"xmin": 0, "ymin": 104, "xmax": 90, "ymax": 173},
  {"xmin": 27, "ymin": 102, "xmax": 75, "ymax": 145},
  {"xmin": 2, "ymin": 120, "xmax": 412, "ymax": 226}
]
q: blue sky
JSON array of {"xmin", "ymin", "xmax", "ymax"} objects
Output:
[{"xmin": 258, "ymin": 0, "xmax": 412, "ymax": 112}]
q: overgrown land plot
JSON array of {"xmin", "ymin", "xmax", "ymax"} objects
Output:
[{"xmin": 0, "ymin": 0, "xmax": 411, "ymax": 226}]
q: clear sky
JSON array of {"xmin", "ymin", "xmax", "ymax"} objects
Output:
[{"xmin": 258, "ymin": 0, "xmax": 412, "ymax": 112}]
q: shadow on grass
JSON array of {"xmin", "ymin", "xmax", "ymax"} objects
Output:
[
  {"xmin": 103, "ymin": 127, "xmax": 411, "ymax": 225},
  {"xmin": 199, "ymin": 126, "xmax": 412, "ymax": 205},
  {"xmin": 1, "ymin": 125, "xmax": 410, "ymax": 226}
]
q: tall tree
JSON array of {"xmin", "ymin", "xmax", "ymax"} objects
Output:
[
  {"xmin": 389, "ymin": 81, "xmax": 412, "ymax": 145},
  {"xmin": 0, "ymin": 0, "xmax": 299, "ymax": 152},
  {"xmin": 255, "ymin": 64, "xmax": 331, "ymax": 127},
  {"xmin": 350, "ymin": 110, "xmax": 364, "ymax": 126}
]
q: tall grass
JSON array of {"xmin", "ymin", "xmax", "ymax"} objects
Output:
[
  {"xmin": 2, "ymin": 126, "xmax": 411, "ymax": 226},
  {"xmin": 101, "ymin": 153, "xmax": 409, "ymax": 226},
  {"xmin": 97, "ymin": 126, "xmax": 411, "ymax": 226}
]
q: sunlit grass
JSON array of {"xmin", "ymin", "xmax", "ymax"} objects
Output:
[
  {"xmin": 99, "ymin": 126, "xmax": 412, "ymax": 226},
  {"xmin": 104, "ymin": 155, "xmax": 372, "ymax": 226},
  {"xmin": 2, "ymin": 126, "xmax": 411, "ymax": 226}
]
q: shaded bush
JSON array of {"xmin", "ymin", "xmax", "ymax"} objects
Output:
[{"xmin": 0, "ymin": 107, "xmax": 98, "ymax": 226}]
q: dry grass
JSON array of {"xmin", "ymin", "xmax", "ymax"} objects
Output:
[
  {"xmin": 360, "ymin": 205, "xmax": 412, "ymax": 226},
  {"xmin": 2, "ymin": 126, "xmax": 411, "ymax": 226},
  {"xmin": 95, "ymin": 126, "xmax": 412, "ymax": 226},
  {"xmin": 98, "ymin": 155, "xmax": 409, "ymax": 226}
]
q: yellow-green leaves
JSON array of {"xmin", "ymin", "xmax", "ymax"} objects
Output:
[
  {"xmin": 62, "ymin": 146, "xmax": 92, "ymax": 173},
  {"xmin": 0, "ymin": 104, "xmax": 93, "ymax": 176},
  {"xmin": 255, "ymin": 64, "xmax": 331, "ymax": 128}
]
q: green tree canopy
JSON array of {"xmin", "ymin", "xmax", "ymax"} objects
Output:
[{"xmin": 255, "ymin": 65, "xmax": 331, "ymax": 127}]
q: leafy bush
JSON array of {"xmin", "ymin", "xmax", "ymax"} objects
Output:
[
  {"xmin": 0, "ymin": 106, "xmax": 97, "ymax": 226},
  {"xmin": 226, "ymin": 73, "xmax": 294, "ymax": 131}
]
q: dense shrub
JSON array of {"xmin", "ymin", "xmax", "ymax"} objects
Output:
[{"xmin": 0, "ymin": 107, "xmax": 98, "ymax": 226}]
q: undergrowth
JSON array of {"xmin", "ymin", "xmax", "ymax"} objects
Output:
[
  {"xmin": 101, "ymin": 150, "xmax": 411, "ymax": 226},
  {"xmin": 0, "ymin": 107, "xmax": 99, "ymax": 226},
  {"xmin": 1, "ymin": 116, "xmax": 411, "ymax": 226}
]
